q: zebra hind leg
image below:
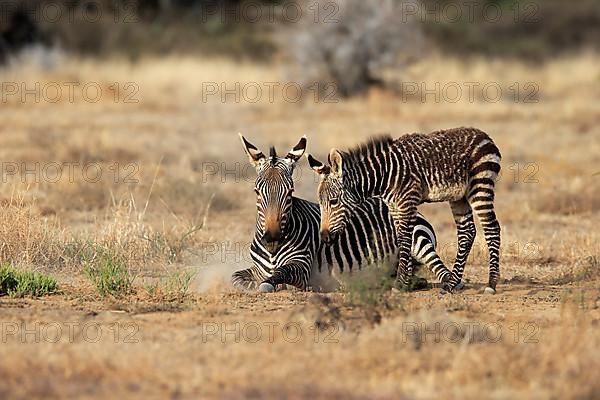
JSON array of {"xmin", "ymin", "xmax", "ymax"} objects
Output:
[
  {"xmin": 393, "ymin": 258, "xmax": 429, "ymax": 291},
  {"xmin": 407, "ymin": 257, "xmax": 429, "ymax": 290},
  {"xmin": 469, "ymin": 190, "xmax": 501, "ymax": 294},
  {"xmin": 231, "ymin": 268, "xmax": 260, "ymax": 291},
  {"xmin": 411, "ymin": 229, "xmax": 452, "ymax": 285},
  {"xmin": 445, "ymin": 198, "xmax": 476, "ymax": 292}
]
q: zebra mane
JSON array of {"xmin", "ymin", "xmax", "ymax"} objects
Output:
[
  {"xmin": 269, "ymin": 146, "xmax": 277, "ymax": 163},
  {"xmin": 342, "ymin": 135, "xmax": 394, "ymax": 164}
]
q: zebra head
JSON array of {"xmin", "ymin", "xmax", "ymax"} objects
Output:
[
  {"xmin": 307, "ymin": 149, "xmax": 359, "ymax": 244},
  {"xmin": 239, "ymin": 134, "xmax": 307, "ymax": 253}
]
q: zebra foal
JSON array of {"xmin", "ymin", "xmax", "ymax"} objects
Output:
[
  {"xmin": 231, "ymin": 135, "xmax": 453, "ymax": 292},
  {"xmin": 308, "ymin": 127, "xmax": 502, "ymax": 293}
]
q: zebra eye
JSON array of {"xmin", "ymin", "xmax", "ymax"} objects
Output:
[
  {"xmin": 330, "ymin": 198, "xmax": 339, "ymax": 206},
  {"xmin": 254, "ymin": 188, "xmax": 261, "ymax": 197}
]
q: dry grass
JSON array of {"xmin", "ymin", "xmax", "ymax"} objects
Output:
[
  {"xmin": 0, "ymin": 193, "xmax": 66, "ymax": 267},
  {"xmin": 0, "ymin": 52, "xmax": 599, "ymax": 399}
]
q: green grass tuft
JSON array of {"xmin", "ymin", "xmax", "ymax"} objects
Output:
[
  {"xmin": 164, "ymin": 269, "xmax": 196, "ymax": 302},
  {"xmin": 0, "ymin": 264, "xmax": 58, "ymax": 298},
  {"xmin": 345, "ymin": 266, "xmax": 395, "ymax": 308},
  {"xmin": 143, "ymin": 269, "xmax": 196, "ymax": 303},
  {"xmin": 84, "ymin": 252, "xmax": 134, "ymax": 297}
]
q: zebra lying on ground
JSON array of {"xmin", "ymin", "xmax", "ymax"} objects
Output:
[
  {"xmin": 231, "ymin": 135, "xmax": 455, "ymax": 293},
  {"xmin": 308, "ymin": 127, "xmax": 502, "ymax": 293}
]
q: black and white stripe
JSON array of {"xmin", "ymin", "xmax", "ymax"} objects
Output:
[
  {"xmin": 308, "ymin": 127, "xmax": 502, "ymax": 293},
  {"xmin": 232, "ymin": 136, "xmax": 451, "ymax": 292}
]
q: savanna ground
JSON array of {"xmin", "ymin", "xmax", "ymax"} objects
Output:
[{"xmin": 0, "ymin": 53, "xmax": 599, "ymax": 399}]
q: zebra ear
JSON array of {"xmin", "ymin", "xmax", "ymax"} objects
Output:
[
  {"xmin": 328, "ymin": 149, "xmax": 343, "ymax": 176},
  {"xmin": 239, "ymin": 133, "xmax": 266, "ymax": 166},
  {"xmin": 285, "ymin": 135, "xmax": 307, "ymax": 163},
  {"xmin": 307, "ymin": 154, "xmax": 330, "ymax": 175}
]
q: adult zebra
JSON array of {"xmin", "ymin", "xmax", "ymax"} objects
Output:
[
  {"xmin": 231, "ymin": 135, "xmax": 454, "ymax": 292},
  {"xmin": 307, "ymin": 127, "xmax": 502, "ymax": 294}
]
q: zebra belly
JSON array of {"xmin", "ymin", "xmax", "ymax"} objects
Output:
[{"xmin": 423, "ymin": 182, "xmax": 467, "ymax": 202}]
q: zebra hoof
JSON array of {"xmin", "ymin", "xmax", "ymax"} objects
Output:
[
  {"xmin": 440, "ymin": 281, "xmax": 464, "ymax": 294},
  {"xmin": 412, "ymin": 277, "xmax": 429, "ymax": 291},
  {"xmin": 483, "ymin": 286, "xmax": 496, "ymax": 295},
  {"xmin": 258, "ymin": 283, "xmax": 275, "ymax": 293},
  {"xmin": 393, "ymin": 282, "xmax": 411, "ymax": 293}
]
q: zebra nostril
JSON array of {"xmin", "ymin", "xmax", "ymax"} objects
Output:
[
  {"xmin": 262, "ymin": 232, "xmax": 273, "ymax": 244},
  {"xmin": 262, "ymin": 230, "xmax": 281, "ymax": 244}
]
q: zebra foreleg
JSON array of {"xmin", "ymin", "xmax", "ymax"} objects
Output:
[
  {"xmin": 390, "ymin": 201, "xmax": 421, "ymax": 291},
  {"xmin": 260, "ymin": 262, "xmax": 310, "ymax": 292}
]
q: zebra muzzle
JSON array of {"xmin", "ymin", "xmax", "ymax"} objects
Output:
[
  {"xmin": 261, "ymin": 230, "xmax": 282, "ymax": 253},
  {"xmin": 320, "ymin": 230, "xmax": 335, "ymax": 244}
]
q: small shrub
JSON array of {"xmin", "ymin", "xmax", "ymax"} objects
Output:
[
  {"xmin": 164, "ymin": 269, "xmax": 196, "ymax": 302},
  {"xmin": 344, "ymin": 267, "xmax": 395, "ymax": 308},
  {"xmin": 0, "ymin": 264, "xmax": 58, "ymax": 298},
  {"xmin": 142, "ymin": 269, "xmax": 196, "ymax": 303},
  {"xmin": 84, "ymin": 251, "xmax": 134, "ymax": 297},
  {"xmin": 288, "ymin": 0, "xmax": 424, "ymax": 97}
]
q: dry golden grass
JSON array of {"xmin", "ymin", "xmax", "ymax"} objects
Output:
[{"xmin": 0, "ymin": 52, "xmax": 599, "ymax": 399}]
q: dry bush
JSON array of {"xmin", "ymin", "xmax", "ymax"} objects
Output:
[
  {"xmin": 0, "ymin": 195, "xmax": 66, "ymax": 268},
  {"xmin": 287, "ymin": 0, "xmax": 424, "ymax": 97},
  {"xmin": 90, "ymin": 198, "xmax": 205, "ymax": 270},
  {"xmin": 0, "ymin": 187, "xmax": 205, "ymax": 280}
]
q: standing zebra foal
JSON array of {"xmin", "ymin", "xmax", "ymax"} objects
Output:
[
  {"xmin": 308, "ymin": 127, "xmax": 502, "ymax": 293},
  {"xmin": 231, "ymin": 135, "xmax": 454, "ymax": 292}
]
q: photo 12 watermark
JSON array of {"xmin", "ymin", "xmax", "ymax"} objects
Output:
[
  {"xmin": 199, "ymin": 321, "xmax": 340, "ymax": 344},
  {"xmin": 0, "ymin": 162, "xmax": 139, "ymax": 184},
  {"xmin": 400, "ymin": 81, "xmax": 539, "ymax": 104},
  {"xmin": 397, "ymin": 0, "xmax": 540, "ymax": 24},
  {"xmin": 395, "ymin": 320, "xmax": 539, "ymax": 349},
  {"xmin": 0, "ymin": 1, "xmax": 140, "ymax": 25},
  {"xmin": 201, "ymin": 81, "xmax": 339, "ymax": 104},
  {"xmin": 1, "ymin": 321, "xmax": 139, "ymax": 344},
  {"xmin": 0, "ymin": 82, "xmax": 139, "ymax": 104},
  {"xmin": 194, "ymin": 1, "xmax": 340, "ymax": 24}
]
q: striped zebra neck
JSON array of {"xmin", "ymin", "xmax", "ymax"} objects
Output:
[{"xmin": 342, "ymin": 135, "xmax": 396, "ymax": 200}]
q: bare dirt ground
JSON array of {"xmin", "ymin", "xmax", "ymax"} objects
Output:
[{"xmin": 0, "ymin": 54, "xmax": 599, "ymax": 399}]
